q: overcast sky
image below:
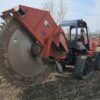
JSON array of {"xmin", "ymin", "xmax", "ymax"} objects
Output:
[{"xmin": 0, "ymin": 0, "xmax": 100, "ymax": 32}]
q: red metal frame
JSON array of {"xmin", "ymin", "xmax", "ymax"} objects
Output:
[
  {"xmin": 1, "ymin": 5, "xmax": 68, "ymax": 59},
  {"xmin": 2, "ymin": 5, "xmax": 99, "ymax": 60}
]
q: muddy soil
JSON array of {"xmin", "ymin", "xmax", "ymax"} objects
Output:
[{"xmin": 0, "ymin": 68, "xmax": 100, "ymax": 100}]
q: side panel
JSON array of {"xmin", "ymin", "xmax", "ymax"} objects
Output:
[{"xmin": 1, "ymin": 5, "xmax": 68, "ymax": 59}]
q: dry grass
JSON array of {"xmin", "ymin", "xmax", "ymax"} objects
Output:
[{"xmin": 0, "ymin": 70, "xmax": 100, "ymax": 100}]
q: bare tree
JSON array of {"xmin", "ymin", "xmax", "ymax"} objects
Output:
[
  {"xmin": 43, "ymin": 0, "xmax": 54, "ymax": 15},
  {"xmin": 56, "ymin": 1, "xmax": 66, "ymax": 24},
  {"xmin": 42, "ymin": 0, "xmax": 66, "ymax": 24}
]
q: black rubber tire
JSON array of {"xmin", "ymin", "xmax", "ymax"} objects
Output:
[
  {"xmin": 74, "ymin": 56, "xmax": 94, "ymax": 79},
  {"xmin": 94, "ymin": 52, "xmax": 100, "ymax": 70}
]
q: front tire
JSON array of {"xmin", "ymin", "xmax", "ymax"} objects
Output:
[{"xmin": 74, "ymin": 56, "xmax": 94, "ymax": 79}]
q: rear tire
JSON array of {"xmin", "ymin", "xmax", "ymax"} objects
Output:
[
  {"xmin": 94, "ymin": 52, "xmax": 100, "ymax": 70},
  {"xmin": 74, "ymin": 56, "xmax": 94, "ymax": 79}
]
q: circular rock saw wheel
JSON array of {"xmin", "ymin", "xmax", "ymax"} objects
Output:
[{"xmin": 0, "ymin": 19, "xmax": 52, "ymax": 86}]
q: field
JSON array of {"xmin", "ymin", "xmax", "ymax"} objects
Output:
[
  {"xmin": 0, "ymin": 31, "xmax": 99, "ymax": 100},
  {"xmin": 0, "ymin": 30, "xmax": 100, "ymax": 100},
  {"xmin": 0, "ymin": 67, "xmax": 100, "ymax": 100}
]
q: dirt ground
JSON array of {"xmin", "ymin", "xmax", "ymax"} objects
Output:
[
  {"xmin": 0, "ymin": 68, "xmax": 100, "ymax": 100},
  {"xmin": 0, "ymin": 19, "xmax": 100, "ymax": 100}
]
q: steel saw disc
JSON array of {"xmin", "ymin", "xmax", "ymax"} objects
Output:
[{"xmin": 0, "ymin": 19, "xmax": 51, "ymax": 86}]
